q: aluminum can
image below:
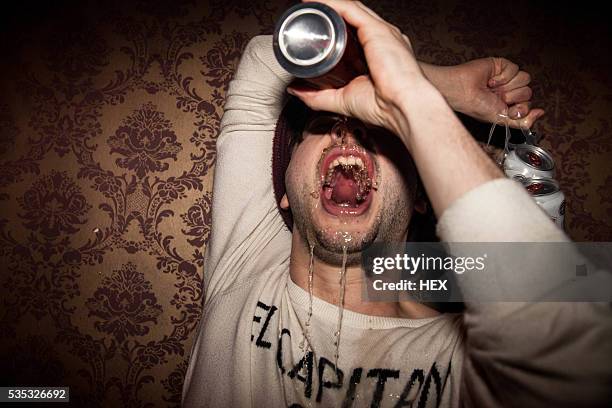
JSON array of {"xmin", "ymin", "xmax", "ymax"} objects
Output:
[
  {"xmin": 503, "ymin": 144, "xmax": 556, "ymax": 180},
  {"xmin": 273, "ymin": 2, "xmax": 368, "ymax": 89},
  {"xmin": 520, "ymin": 177, "xmax": 565, "ymax": 229}
]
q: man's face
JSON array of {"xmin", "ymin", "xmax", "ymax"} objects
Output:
[{"xmin": 284, "ymin": 114, "xmax": 419, "ymax": 265}]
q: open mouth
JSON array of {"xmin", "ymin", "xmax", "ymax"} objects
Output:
[{"xmin": 319, "ymin": 144, "xmax": 377, "ymax": 216}]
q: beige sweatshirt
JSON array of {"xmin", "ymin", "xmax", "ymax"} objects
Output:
[{"xmin": 182, "ymin": 36, "xmax": 612, "ymax": 408}]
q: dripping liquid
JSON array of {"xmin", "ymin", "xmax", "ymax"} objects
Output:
[
  {"xmin": 487, "ymin": 112, "xmax": 511, "ymax": 166},
  {"xmin": 299, "ymin": 244, "xmax": 315, "ymax": 351},
  {"xmin": 334, "ymin": 245, "xmax": 348, "ymax": 375}
]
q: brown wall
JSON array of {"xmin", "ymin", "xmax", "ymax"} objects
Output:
[{"xmin": 0, "ymin": 0, "xmax": 610, "ymax": 406}]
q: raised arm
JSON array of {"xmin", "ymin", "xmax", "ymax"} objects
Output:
[
  {"xmin": 436, "ymin": 181, "xmax": 612, "ymax": 406},
  {"xmin": 287, "ymin": 0, "xmax": 505, "ymax": 218},
  {"xmin": 205, "ymin": 36, "xmax": 292, "ymax": 298},
  {"xmin": 287, "ymin": 0, "xmax": 612, "ymax": 405},
  {"xmin": 419, "ymin": 59, "xmax": 545, "ymax": 128}
]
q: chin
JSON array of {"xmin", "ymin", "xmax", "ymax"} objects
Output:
[
  {"xmin": 309, "ymin": 189, "xmax": 380, "ymax": 247},
  {"xmin": 288, "ymin": 138, "xmax": 413, "ymax": 261},
  {"xmin": 311, "ymin": 237, "xmax": 371, "ymax": 267}
]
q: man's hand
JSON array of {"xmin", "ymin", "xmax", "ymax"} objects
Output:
[
  {"xmin": 287, "ymin": 0, "xmax": 505, "ymax": 217},
  {"xmin": 420, "ymin": 58, "xmax": 545, "ymax": 129},
  {"xmin": 287, "ymin": 0, "xmax": 427, "ymax": 138},
  {"xmin": 287, "ymin": 0, "xmax": 545, "ymax": 134}
]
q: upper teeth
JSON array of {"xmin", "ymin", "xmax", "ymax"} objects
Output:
[{"xmin": 331, "ymin": 155, "xmax": 364, "ymax": 169}]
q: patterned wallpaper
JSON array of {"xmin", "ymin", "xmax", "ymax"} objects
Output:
[{"xmin": 0, "ymin": 0, "xmax": 610, "ymax": 406}]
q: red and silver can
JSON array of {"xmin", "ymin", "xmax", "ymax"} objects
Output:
[
  {"xmin": 503, "ymin": 144, "xmax": 556, "ymax": 180},
  {"xmin": 273, "ymin": 2, "xmax": 368, "ymax": 89},
  {"xmin": 520, "ymin": 177, "xmax": 565, "ymax": 229}
]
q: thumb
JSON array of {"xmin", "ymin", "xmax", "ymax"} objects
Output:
[
  {"xmin": 286, "ymin": 86, "xmax": 349, "ymax": 115},
  {"xmin": 506, "ymin": 108, "xmax": 546, "ymax": 129},
  {"xmin": 488, "ymin": 57, "xmax": 519, "ymax": 87}
]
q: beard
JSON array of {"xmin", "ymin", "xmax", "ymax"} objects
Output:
[{"xmin": 287, "ymin": 172, "xmax": 414, "ymax": 267}]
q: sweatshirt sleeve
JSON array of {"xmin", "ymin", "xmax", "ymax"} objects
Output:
[
  {"xmin": 204, "ymin": 35, "xmax": 293, "ymax": 301},
  {"xmin": 436, "ymin": 178, "xmax": 612, "ymax": 406}
]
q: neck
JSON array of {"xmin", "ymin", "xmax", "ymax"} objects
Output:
[{"xmin": 288, "ymin": 229, "xmax": 440, "ymax": 319}]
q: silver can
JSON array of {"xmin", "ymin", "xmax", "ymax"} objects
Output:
[
  {"xmin": 503, "ymin": 144, "xmax": 556, "ymax": 180},
  {"xmin": 520, "ymin": 177, "xmax": 565, "ymax": 229},
  {"xmin": 273, "ymin": 2, "xmax": 367, "ymax": 89}
]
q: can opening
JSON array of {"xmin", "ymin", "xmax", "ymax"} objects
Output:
[
  {"xmin": 515, "ymin": 145, "xmax": 555, "ymax": 171},
  {"xmin": 522, "ymin": 178, "xmax": 559, "ymax": 196}
]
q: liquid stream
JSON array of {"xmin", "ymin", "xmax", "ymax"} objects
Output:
[
  {"xmin": 299, "ymin": 244, "xmax": 316, "ymax": 352},
  {"xmin": 487, "ymin": 112, "xmax": 511, "ymax": 166},
  {"xmin": 334, "ymin": 245, "xmax": 348, "ymax": 376}
]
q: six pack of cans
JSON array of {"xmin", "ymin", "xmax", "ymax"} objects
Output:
[{"xmin": 502, "ymin": 135, "xmax": 565, "ymax": 229}]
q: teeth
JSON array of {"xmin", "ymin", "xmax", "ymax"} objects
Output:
[
  {"xmin": 322, "ymin": 153, "xmax": 375, "ymax": 202},
  {"xmin": 323, "ymin": 152, "xmax": 372, "ymax": 194},
  {"xmin": 329, "ymin": 155, "xmax": 365, "ymax": 171}
]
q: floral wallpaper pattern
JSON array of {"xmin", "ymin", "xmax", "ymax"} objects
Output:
[{"xmin": 0, "ymin": 0, "xmax": 610, "ymax": 406}]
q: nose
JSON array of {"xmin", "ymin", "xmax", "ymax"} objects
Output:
[{"xmin": 330, "ymin": 118, "xmax": 367, "ymax": 145}]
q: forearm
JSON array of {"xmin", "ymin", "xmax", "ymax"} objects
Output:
[
  {"xmin": 220, "ymin": 36, "xmax": 292, "ymax": 137},
  {"xmin": 426, "ymin": 123, "xmax": 612, "ymax": 404},
  {"xmin": 207, "ymin": 35, "xmax": 292, "ymax": 276},
  {"xmin": 418, "ymin": 62, "xmax": 466, "ymax": 114},
  {"xmin": 461, "ymin": 302, "xmax": 612, "ymax": 406},
  {"xmin": 391, "ymin": 79, "xmax": 503, "ymax": 217}
]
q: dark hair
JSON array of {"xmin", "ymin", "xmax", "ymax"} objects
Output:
[{"xmin": 284, "ymin": 96, "xmax": 310, "ymax": 152}]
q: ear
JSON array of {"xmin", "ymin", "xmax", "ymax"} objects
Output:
[
  {"xmin": 414, "ymin": 196, "xmax": 427, "ymax": 214},
  {"xmin": 280, "ymin": 193, "xmax": 290, "ymax": 210}
]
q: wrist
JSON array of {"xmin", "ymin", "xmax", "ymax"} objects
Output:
[{"xmin": 388, "ymin": 79, "xmax": 448, "ymax": 149}]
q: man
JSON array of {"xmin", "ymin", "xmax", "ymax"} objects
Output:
[{"xmin": 183, "ymin": 1, "xmax": 611, "ymax": 406}]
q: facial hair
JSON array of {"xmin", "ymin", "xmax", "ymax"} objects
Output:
[{"xmin": 286, "ymin": 165, "xmax": 414, "ymax": 267}]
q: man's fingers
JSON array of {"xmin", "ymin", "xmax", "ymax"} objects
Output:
[
  {"xmin": 488, "ymin": 57, "xmax": 519, "ymax": 87},
  {"xmin": 499, "ymin": 86, "xmax": 533, "ymax": 105},
  {"xmin": 287, "ymin": 86, "xmax": 349, "ymax": 115},
  {"xmin": 353, "ymin": 0, "xmax": 385, "ymax": 22},
  {"xmin": 506, "ymin": 108, "xmax": 545, "ymax": 129},
  {"xmin": 508, "ymin": 102, "xmax": 531, "ymax": 119},
  {"xmin": 493, "ymin": 70, "xmax": 531, "ymax": 93},
  {"xmin": 303, "ymin": 0, "xmax": 385, "ymax": 35}
]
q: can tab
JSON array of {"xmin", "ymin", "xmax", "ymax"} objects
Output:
[
  {"xmin": 515, "ymin": 111, "xmax": 540, "ymax": 146},
  {"xmin": 521, "ymin": 129, "xmax": 540, "ymax": 146}
]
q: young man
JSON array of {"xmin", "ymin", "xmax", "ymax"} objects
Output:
[{"xmin": 183, "ymin": 1, "xmax": 611, "ymax": 406}]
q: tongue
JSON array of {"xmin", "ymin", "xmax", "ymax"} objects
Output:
[{"xmin": 331, "ymin": 171, "xmax": 358, "ymax": 206}]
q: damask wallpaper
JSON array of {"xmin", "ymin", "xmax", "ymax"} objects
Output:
[{"xmin": 0, "ymin": 0, "xmax": 610, "ymax": 406}]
